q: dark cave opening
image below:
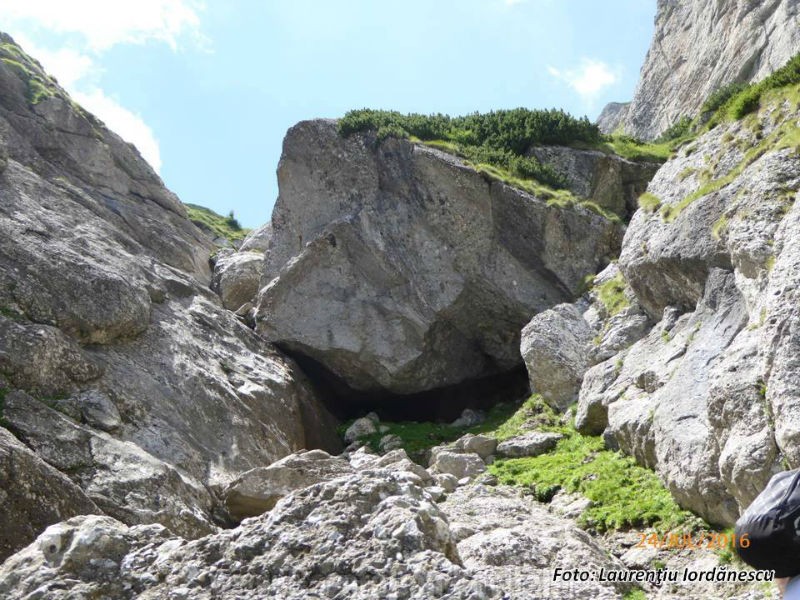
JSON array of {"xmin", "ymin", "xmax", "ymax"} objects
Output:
[{"xmin": 284, "ymin": 348, "xmax": 531, "ymax": 424}]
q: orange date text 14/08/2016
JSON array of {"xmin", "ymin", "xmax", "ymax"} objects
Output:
[{"xmin": 635, "ymin": 531, "xmax": 749, "ymax": 550}]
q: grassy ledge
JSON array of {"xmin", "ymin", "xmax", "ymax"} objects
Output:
[
  {"xmin": 595, "ymin": 270, "xmax": 631, "ymax": 316},
  {"xmin": 185, "ymin": 204, "xmax": 251, "ymax": 243},
  {"xmin": 661, "ymin": 96, "xmax": 800, "ymax": 222}
]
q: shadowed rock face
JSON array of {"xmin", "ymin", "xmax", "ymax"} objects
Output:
[
  {"xmin": 0, "ymin": 33, "xmax": 338, "ymax": 557},
  {"xmin": 256, "ymin": 119, "xmax": 623, "ymax": 396},
  {"xmin": 600, "ymin": 0, "xmax": 800, "ymax": 140}
]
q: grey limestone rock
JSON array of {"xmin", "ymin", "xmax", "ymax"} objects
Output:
[
  {"xmin": 210, "ymin": 250, "xmax": 265, "ymax": 311},
  {"xmin": 603, "ymin": 0, "xmax": 800, "ymax": 140},
  {"xmin": 575, "ymin": 101, "xmax": 800, "ymax": 525},
  {"xmin": 429, "ymin": 450, "xmax": 486, "ymax": 480},
  {"xmin": 495, "ymin": 432, "xmax": 563, "ymax": 458},
  {"xmin": 0, "ymin": 34, "xmax": 339, "ymax": 556},
  {"xmin": 528, "ymin": 145, "xmax": 658, "ymax": 217},
  {"xmin": 521, "ymin": 303, "xmax": 593, "ymax": 411},
  {"xmin": 223, "ymin": 449, "xmax": 353, "ymax": 521},
  {"xmin": 256, "ymin": 119, "xmax": 622, "ymax": 396},
  {"xmin": 0, "ymin": 427, "xmax": 100, "ymax": 563}
]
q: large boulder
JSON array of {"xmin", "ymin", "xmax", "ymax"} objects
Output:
[
  {"xmin": 256, "ymin": 119, "xmax": 622, "ymax": 395},
  {"xmin": 495, "ymin": 432, "xmax": 563, "ymax": 458},
  {"xmin": 223, "ymin": 449, "xmax": 353, "ymax": 521},
  {"xmin": 441, "ymin": 485, "xmax": 630, "ymax": 599},
  {"xmin": 0, "ymin": 469, "xmax": 487, "ymax": 599},
  {"xmin": 211, "ymin": 250, "xmax": 264, "ymax": 311},
  {"xmin": 520, "ymin": 303, "xmax": 593, "ymax": 410},
  {"xmin": 0, "ymin": 427, "xmax": 100, "ymax": 562},
  {"xmin": 602, "ymin": 0, "xmax": 800, "ymax": 140}
]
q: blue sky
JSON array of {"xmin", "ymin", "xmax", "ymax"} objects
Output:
[{"xmin": 1, "ymin": 0, "xmax": 656, "ymax": 228}]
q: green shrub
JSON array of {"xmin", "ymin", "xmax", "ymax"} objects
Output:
[
  {"xmin": 638, "ymin": 192, "xmax": 662, "ymax": 213},
  {"xmin": 225, "ymin": 210, "xmax": 242, "ymax": 231},
  {"xmin": 708, "ymin": 52, "xmax": 800, "ymax": 121},
  {"xmin": 729, "ymin": 86, "xmax": 762, "ymax": 119},
  {"xmin": 338, "ymin": 107, "xmax": 600, "ymax": 192},
  {"xmin": 699, "ymin": 81, "xmax": 748, "ymax": 115},
  {"xmin": 656, "ymin": 116, "xmax": 693, "ymax": 142}
]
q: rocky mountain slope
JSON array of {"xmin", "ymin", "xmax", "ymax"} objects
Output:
[
  {"xmin": 599, "ymin": 0, "xmax": 800, "ymax": 139},
  {"xmin": 0, "ymin": 33, "xmax": 338, "ymax": 560},
  {"xmin": 1, "ymin": 5, "xmax": 799, "ymax": 597}
]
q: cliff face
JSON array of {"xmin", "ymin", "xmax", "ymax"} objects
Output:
[
  {"xmin": 532, "ymin": 83, "xmax": 800, "ymax": 527},
  {"xmin": 0, "ymin": 35, "xmax": 337, "ymax": 560},
  {"xmin": 601, "ymin": 0, "xmax": 800, "ymax": 139}
]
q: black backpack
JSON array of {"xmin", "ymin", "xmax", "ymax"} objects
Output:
[{"xmin": 736, "ymin": 469, "xmax": 800, "ymax": 577}]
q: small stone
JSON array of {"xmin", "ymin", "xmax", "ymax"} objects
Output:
[
  {"xmin": 432, "ymin": 473, "xmax": 458, "ymax": 493},
  {"xmin": 425, "ymin": 486, "xmax": 446, "ymax": 502},
  {"xmin": 429, "ymin": 451, "xmax": 486, "ymax": 480},
  {"xmin": 77, "ymin": 390, "xmax": 122, "ymax": 432},
  {"xmin": 343, "ymin": 417, "xmax": 378, "ymax": 444},
  {"xmin": 452, "ymin": 434, "xmax": 497, "ymax": 460},
  {"xmin": 496, "ymin": 432, "xmax": 563, "ymax": 458},
  {"xmin": 450, "ymin": 408, "xmax": 485, "ymax": 428},
  {"xmin": 378, "ymin": 434, "xmax": 403, "ymax": 453}
]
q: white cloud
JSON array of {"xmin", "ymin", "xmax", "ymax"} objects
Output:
[
  {"xmin": 73, "ymin": 89, "xmax": 162, "ymax": 172},
  {"xmin": 0, "ymin": 1, "xmax": 205, "ymax": 173},
  {"xmin": 548, "ymin": 59, "xmax": 620, "ymax": 102},
  {"xmin": 0, "ymin": 0, "xmax": 204, "ymax": 51}
]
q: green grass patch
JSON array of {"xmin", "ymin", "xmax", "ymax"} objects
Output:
[
  {"xmin": 490, "ymin": 394, "xmax": 564, "ymax": 440},
  {"xmin": 347, "ymin": 393, "xmax": 705, "ymax": 533},
  {"xmin": 489, "ymin": 432, "xmax": 701, "ymax": 531},
  {"xmin": 572, "ymin": 134, "xmax": 675, "ymax": 163},
  {"xmin": 711, "ymin": 214, "xmax": 729, "ymax": 240},
  {"xmin": 637, "ymin": 192, "xmax": 662, "ymax": 213},
  {"xmin": 340, "ymin": 400, "xmax": 525, "ymax": 463},
  {"xmin": 184, "ymin": 204, "xmax": 251, "ymax": 243},
  {"xmin": 595, "ymin": 271, "xmax": 630, "ymax": 316},
  {"xmin": 0, "ymin": 47, "xmax": 57, "ymax": 105}
]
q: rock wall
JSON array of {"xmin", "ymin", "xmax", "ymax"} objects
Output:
[
  {"xmin": 0, "ymin": 34, "xmax": 338, "ymax": 560},
  {"xmin": 255, "ymin": 119, "xmax": 626, "ymax": 397},
  {"xmin": 600, "ymin": 0, "xmax": 800, "ymax": 139},
  {"xmin": 529, "ymin": 90, "xmax": 800, "ymax": 526}
]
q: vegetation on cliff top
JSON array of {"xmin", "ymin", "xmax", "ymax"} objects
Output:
[
  {"xmin": 339, "ymin": 108, "xmax": 638, "ymax": 222},
  {"xmin": 185, "ymin": 204, "xmax": 251, "ymax": 243},
  {"xmin": 0, "ymin": 41, "xmax": 58, "ymax": 105},
  {"xmin": 339, "ymin": 107, "xmax": 599, "ymax": 190}
]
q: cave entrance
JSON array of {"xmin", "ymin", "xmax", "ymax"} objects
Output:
[{"xmin": 285, "ymin": 349, "xmax": 530, "ymax": 424}]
